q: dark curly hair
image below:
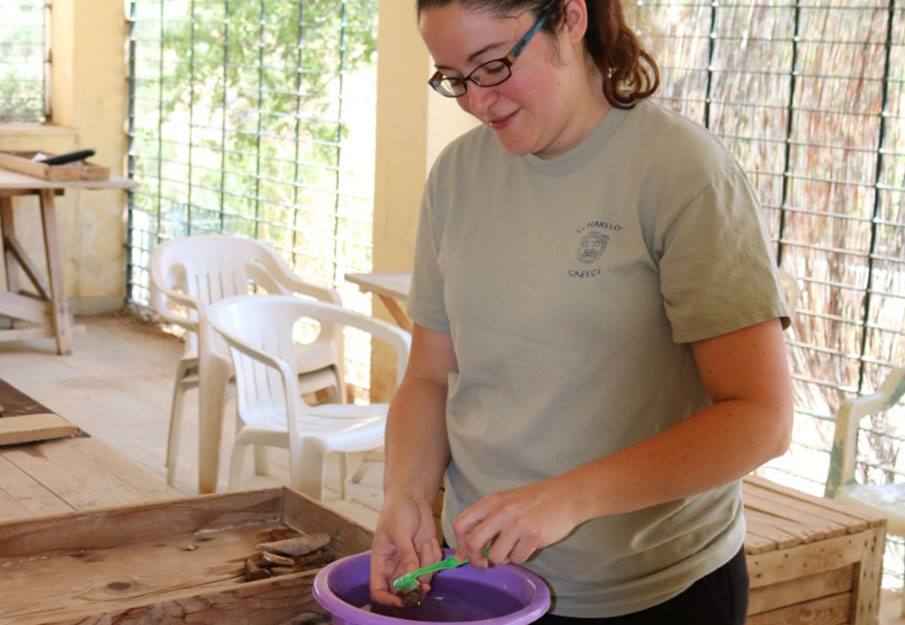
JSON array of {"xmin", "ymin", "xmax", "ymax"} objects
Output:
[{"xmin": 416, "ymin": 0, "xmax": 659, "ymax": 109}]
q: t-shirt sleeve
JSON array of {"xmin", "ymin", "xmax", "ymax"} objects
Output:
[
  {"xmin": 406, "ymin": 174, "xmax": 451, "ymax": 334},
  {"xmin": 656, "ymin": 167, "xmax": 791, "ymax": 343}
]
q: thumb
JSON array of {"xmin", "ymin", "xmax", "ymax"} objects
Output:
[{"xmin": 393, "ymin": 534, "xmax": 422, "ymax": 573}]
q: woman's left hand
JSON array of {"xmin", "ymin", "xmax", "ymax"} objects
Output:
[{"xmin": 452, "ymin": 476, "xmax": 583, "ymax": 566}]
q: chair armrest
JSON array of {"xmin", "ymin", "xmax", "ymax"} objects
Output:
[
  {"xmin": 251, "ymin": 245, "xmax": 342, "ymax": 306},
  {"xmin": 149, "ymin": 281, "xmax": 202, "ymax": 334}
]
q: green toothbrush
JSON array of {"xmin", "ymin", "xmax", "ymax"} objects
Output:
[{"xmin": 392, "ymin": 546, "xmax": 491, "ymax": 594}]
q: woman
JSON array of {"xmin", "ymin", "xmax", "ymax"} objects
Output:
[{"xmin": 369, "ymin": 0, "xmax": 794, "ymax": 622}]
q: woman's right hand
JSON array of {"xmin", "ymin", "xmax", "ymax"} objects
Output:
[{"xmin": 369, "ymin": 491, "xmax": 443, "ymax": 607}]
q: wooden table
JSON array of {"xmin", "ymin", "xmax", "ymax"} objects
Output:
[
  {"xmin": 0, "ymin": 168, "xmax": 135, "ymax": 354},
  {"xmin": 0, "ymin": 379, "xmax": 180, "ymax": 523},
  {"xmin": 345, "ymin": 271, "xmax": 412, "ymax": 332}
]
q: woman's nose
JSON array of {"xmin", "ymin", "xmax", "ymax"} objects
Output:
[{"xmin": 460, "ymin": 84, "xmax": 497, "ymax": 116}]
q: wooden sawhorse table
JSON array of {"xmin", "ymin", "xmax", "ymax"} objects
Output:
[{"xmin": 0, "ymin": 168, "xmax": 134, "ymax": 354}]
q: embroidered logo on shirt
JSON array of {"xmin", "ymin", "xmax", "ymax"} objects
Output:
[{"xmin": 569, "ymin": 220, "xmax": 623, "ymax": 279}]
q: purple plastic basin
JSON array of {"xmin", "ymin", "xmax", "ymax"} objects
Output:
[{"xmin": 313, "ymin": 550, "xmax": 551, "ymax": 625}]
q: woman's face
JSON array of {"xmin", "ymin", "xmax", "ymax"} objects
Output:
[{"xmin": 419, "ymin": 1, "xmax": 601, "ymax": 159}]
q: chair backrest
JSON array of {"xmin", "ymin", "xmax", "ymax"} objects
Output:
[
  {"xmin": 209, "ymin": 294, "xmax": 411, "ymax": 425},
  {"xmin": 825, "ymin": 366, "xmax": 905, "ymax": 497},
  {"xmin": 149, "ymin": 234, "xmax": 341, "ymax": 356}
]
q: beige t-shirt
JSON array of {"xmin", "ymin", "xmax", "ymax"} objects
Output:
[{"xmin": 407, "ymin": 100, "xmax": 789, "ymax": 617}]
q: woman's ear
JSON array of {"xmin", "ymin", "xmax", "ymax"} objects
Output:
[{"xmin": 562, "ymin": 0, "xmax": 589, "ymax": 44}]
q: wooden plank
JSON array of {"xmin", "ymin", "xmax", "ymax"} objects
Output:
[
  {"xmin": 745, "ymin": 508, "xmax": 816, "ymax": 550},
  {"xmin": 0, "ymin": 489, "xmax": 284, "ymax": 558},
  {"xmin": 0, "ymin": 168, "xmax": 135, "ymax": 191},
  {"xmin": 744, "ymin": 478, "xmax": 871, "ymax": 532},
  {"xmin": 747, "ymin": 532, "xmax": 865, "ymax": 589},
  {"xmin": 746, "ymin": 592, "xmax": 851, "ymax": 625},
  {"xmin": 0, "ymin": 488, "xmax": 371, "ymax": 625},
  {"xmin": 1, "ymin": 444, "xmax": 127, "ymax": 511},
  {"xmin": 0, "ymin": 414, "xmax": 77, "ymax": 446},
  {"xmin": 3, "ymin": 230, "xmax": 51, "ymax": 299},
  {"xmin": 748, "ymin": 566, "xmax": 853, "ymax": 615},
  {"xmin": 0, "ymin": 292, "xmax": 51, "ymax": 325},
  {"xmin": 0, "ymin": 485, "xmax": 35, "ymax": 522},
  {"xmin": 744, "ymin": 491, "xmax": 848, "ymax": 543},
  {"xmin": 0, "ymin": 152, "xmax": 109, "ymax": 182},
  {"xmin": 38, "ymin": 189, "xmax": 71, "ymax": 355},
  {"xmin": 0, "ymin": 196, "xmax": 21, "ymax": 294},
  {"xmin": 745, "ymin": 475, "xmax": 885, "ymax": 528},
  {"xmin": 65, "ymin": 437, "xmax": 182, "ymax": 502},
  {"xmin": 0, "ymin": 455, "xmax": 72, "ymax": 519},
  {"xmin": 7, "ymin": 570, "xmax": 328, "ymax": 625},
  {"xmin": 28, "ymin": 438, "xmax": 150, "ymax": 506},
  {"xmin": 851, "ymin": 525, "xmax": 885, "ymax": 625}
]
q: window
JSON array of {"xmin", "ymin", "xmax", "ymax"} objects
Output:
[
  {"xmin": 126, "ymin": 0, "xmax": 378, "ymax": 393},
  {"xmin": 635, "ymin": 0, "xmax": 905, "ymax": 584},
  {"xmin": 0, "ymin": 0, "xmax": 49, "ymax": 123}
]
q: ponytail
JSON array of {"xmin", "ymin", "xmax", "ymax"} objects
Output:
[{"xmin": 583, "ymin": 0, "xmax": 659, "ymax": 108}]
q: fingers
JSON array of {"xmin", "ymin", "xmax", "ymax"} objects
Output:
[{"xmin": 417, "ymin": 537, "xmax": 444, "ymax": 592}]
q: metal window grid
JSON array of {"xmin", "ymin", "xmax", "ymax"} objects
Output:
[
  {"xmin": 0, "ymin": 0, "xmax": 50, "ymax": 123},
  {"xmin": 126, "ymin": 0, "xmax": 378, "ymax": 393},
  {"xmin": 635, "ymin": 0, "xmax": 905, "ymax": 585}
]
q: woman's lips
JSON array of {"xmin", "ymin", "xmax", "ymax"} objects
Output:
[{"xmin": 488, "ymin": 110, "xmax": 518, "ymax": 130}]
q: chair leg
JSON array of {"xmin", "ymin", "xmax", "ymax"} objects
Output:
[
  {"xmin": 198, "ymin": 357, "xmax": 231, "ymax": 493},
  {"xmin": 254, "ymin": 445, "xmax": 269, "ymax": 476},
  {"xmin": 165, "ymin": 363, "xmax": 193, "ymax": 486},
  {"xmin": 228, "ymin": 440, "xmax": 248, "ymax": 491},
  {"xmin": 901, "ymin": 554, "xmax": 905, "ymax": 617},
  {"xmin": 339, "ymin": 452, "xmax": 348, "ymax": 500},
  {"xmin": 293, "ymin": 439, "xmax": 326, "ymax": 501}
]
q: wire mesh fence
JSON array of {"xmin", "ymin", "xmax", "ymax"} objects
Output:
[
  {"xmin": 635, "ymin": 0, "xmax": 905, "ymax": 585},
  {"xmin": 0, "ymin": 0, "xmax": 48, "ymax": 123},
  {"xmin": 125, "ymin": 0, "xmax": 378, "ymax": 392}
]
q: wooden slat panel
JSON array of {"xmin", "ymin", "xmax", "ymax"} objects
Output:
[
  {"xmin": 746, "ymin": 592, "xmax": 851, "ymax": 625},
  {"xmin": 1, "ymin": 445, "xmax": 125, "ymax": 511},
  {"xmin": 0, "ymin": 454, "xmax": 72, "ymax": 519},
  {"xmin": 748, "ymin": 566, "xmax": 853, "ymax": 615},
  {"xmin": 748, "ymin": 533, "xmax": 864, "ymax": 589},
  {"xmin": 745, "ymin": 475, "xmax": 884, "ymax": 528},
  {"xmin": 744, "ymin": 488, "xmax": 865, "ymax": 537},
  {"xmin": 851, "ymin": 525, "xmax": 885, "ymax": 625},
  {"xmin": 0, "ymin": 485, "xmax": 34, "ymax": 522},
  {"xmin": 0, "ymin": 489, "xmax": 284, "ymax": 559},
  {"xmin": 30, "ymin": 438, "xmax": 149, "ymax": 506},
  {"xmin": 65, "ymin": 437, "xmax": 182, "ymax": 502},
  {"xmin": 745, "ymin": 508, "xmax": 816, "ymax": 550}
]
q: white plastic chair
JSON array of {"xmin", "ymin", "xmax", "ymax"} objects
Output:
[
  {"xmin": 149, "ymin": 234, "xmax": 345, "ymax": 493},
  {"xmin": 825, "ymin": 366, "xmax": 905, "ymax": 614},
  {"xmin": 208, "ymin": 294, "xmax": 411, "ymax": 500}
]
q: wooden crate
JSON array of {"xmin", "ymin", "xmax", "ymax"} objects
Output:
[
  {"xmin": 0, "ymin": 151, "xmax": 109, "ymax": 181},
  {"xmin": 0, "ymin": 487, "xmax": 373, "ymax": 625},
  {"xmin": 431, "ymin": 477, "xmax": 886, "ymax": 624},
  {"xmin": 744, "ymin": 476, "xmax": 886, "ymax": 625}
]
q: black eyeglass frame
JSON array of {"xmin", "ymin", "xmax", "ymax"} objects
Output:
[{"xmin": 427, "ymin": 4, "xmax": 555, "ymax": 98}]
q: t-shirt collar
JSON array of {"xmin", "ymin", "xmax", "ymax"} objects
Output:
[{"xmin": 520, "ymin": 104, "xmax": 631, "ymax": 176}]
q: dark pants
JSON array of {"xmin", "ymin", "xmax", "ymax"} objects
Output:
[{"xmin": 534, "ymin": 546, "xmax": 749, "ymax": 625}]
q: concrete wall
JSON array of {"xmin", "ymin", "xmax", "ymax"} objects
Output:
[
  {"xmin": 0, "ymin": 0, "xmax": 130, "ymax": 315},
  {"xmin": 370, "ymin": 2, "xmax": 477, "ymax": 400}
]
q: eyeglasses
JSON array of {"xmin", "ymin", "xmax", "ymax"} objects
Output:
[{"xmin": 428, "ymin": 6, "xmax": 553, "ymax": 98}]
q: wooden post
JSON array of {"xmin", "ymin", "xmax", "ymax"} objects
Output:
[
  {"xmin": 38, "ymin": 189, "xmax": 72, "ymax": 355},
  {"xmin": 0, "ymin": 197, "xmax": 21, "ymax": 297}
]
